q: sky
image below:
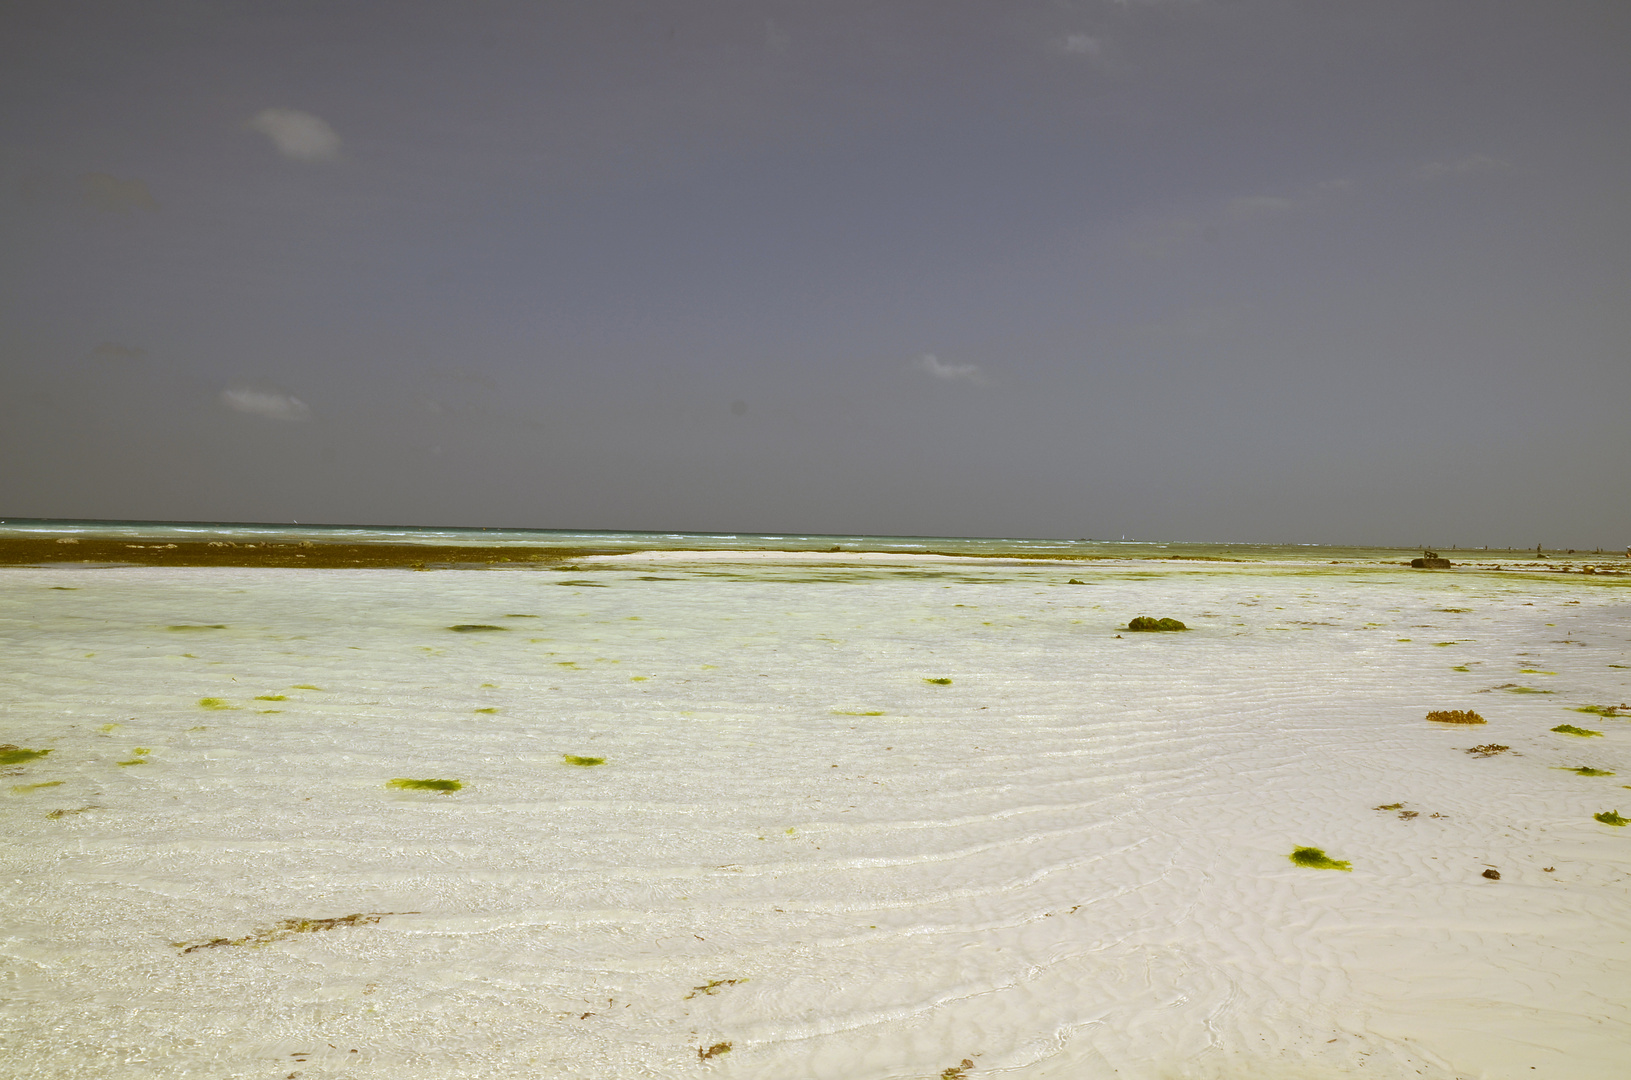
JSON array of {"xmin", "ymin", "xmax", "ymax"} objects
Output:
[{"xmin": 2, "ymin": 0, "xmax": 1628, "ymax": 547}]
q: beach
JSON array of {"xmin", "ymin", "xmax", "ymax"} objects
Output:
[{"xmin": 3, "ymin": 549, "xmax": 1629, "ymax": 1078}]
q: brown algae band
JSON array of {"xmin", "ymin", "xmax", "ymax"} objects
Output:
[{"xmin": 0, "ymin": 537, "xmax": 609, "ymax": 569}]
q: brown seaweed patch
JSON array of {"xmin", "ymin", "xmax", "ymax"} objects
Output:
[
  {"xmin": 697, "ymin": 1042, "xmax": 731, "ymax": 1062},
  {"xmin": 942, "ymin": 1059, "xmax": 975, "ymax": 1079},
  {"xmin": 1465, "ymin": 744, "xmax": 1509, "ymax": 757},
  {"xmin": 1426, "ymin": 710, "xmax": 1485, "ymax": 725},
  {"xmin": 172, "ymin": 911, "xmax": 416, "ymax": 953},
  {"xmin": 168, "ymin": 624, "xmax": 226, "ymax": 631},
  {"xmin": 46, "ymin": 805, "xmax": 99, "ymax": 818},
  {"xmin": 684, "ymin": 978, "xmax": 746, "ymax": 999},
  {"xmin": 0, "ymin": 745, "xmax": 53, "ymax": 766},
  {"xmin": 1289, "ymin": 846, "xmax": 1351, "ymax": 871},
  {"xmin": 387, "ymin": 778, "xmax": 462, "ymax": 791}
]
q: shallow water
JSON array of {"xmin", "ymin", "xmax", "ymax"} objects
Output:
[{"xmin": 3, "ymin": 554, "xmax": 1629, "ymax": 1078}]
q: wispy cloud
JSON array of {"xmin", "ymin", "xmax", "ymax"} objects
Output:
[
  {"xmin": 88, "ymin": 341, "xmax": 147, "ymax": 360},
  {"xmin": 80, "ymin": 173, "xmax": 158, "ymax": 214},
  {"xmin": 220, "ymin": 386, "xmax": 313, "ymax": 422},
  {"xmin": 248, "ymin": 108, "xmax": 342, "ymax": 161},
  {"xmin": 916, "ymin": 353, "xmax": 988, "ymax": 385},
  {"xmin": 1419, "ymin": 154, "xmax": 1509, "ymax": 180}
]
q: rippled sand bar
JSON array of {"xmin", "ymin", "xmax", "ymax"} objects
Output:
[{"xmin": 3, "ymin": 555, "xmax": 1628, "ymax": 1078}]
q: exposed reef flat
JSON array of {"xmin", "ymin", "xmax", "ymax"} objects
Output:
[{"xmin": 4, "ymin": 551, "xmax": 1629, "ymax": 1079}]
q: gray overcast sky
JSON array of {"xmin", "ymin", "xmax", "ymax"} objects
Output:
[{"xmin": 2, "ymin": 0, "xmax": 1627, "ymax": 546}]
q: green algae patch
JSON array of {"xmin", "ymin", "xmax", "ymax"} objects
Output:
[
  {"xmin": 697, "ymin": 1042, "xmax": 731, "ymax": 1062},
  {"xmin": 1594, "ymin": 810, "xmax": 1628, "ymax": 827},
  {"xmin": 173, "ymin": 911, "xmax": 415, "ymax": 953},
  {"xmin": 563, "ymin": 755, "xmax": 605, "ymax": 767},
  {"xmin": 1451, "ymin": 665, "xmax": 1472, "ymax": 672},
  {"xmin": 1505, "ymin": 686, "xmax": 1552, "ymax": 695},
  {"xmin": 684, "ymin": 978, "xmax": 746, "ymax": 999},
  {"xmin": 0, "ymin": 746, "xmax": 53, "ymax": 766},
  {"xmin": 1559, "ymin": 767, "xmax": 1615, "ymax": 777},
  {"xmin": 197, "ymin": 698, "xmax": 235, "ymax": 710},
  {"xmin": 117, "ymin": 748, "xmax": 151, "ymax": 766},
  {"xmin": 388, "ymin": 778, "xmax": 462, "ymax": 792},
  {"xmin": 254, "ymin": 694, "xmax": 286, "ymax": 701},
  {"xmin": 923, "ymin": 677, "xmax": 953, "ymax": 685},
  {"xmin": 11, "ymin": 780, "xmax": 63, "ymax": 794},
  {"xmin": 1552, "ymin": 724, "xmax": 1602, "ymax": 737},
  {"xmin": 1573, "ymin": 705, "xmax": 1624, "ymax": 717},
  {"xmin": 1425, "ymin": 710, "xmax": 1485, "ymax": 725},
  {"xmin": 1127, "ymin": 616, "xmax": 1187, "ymax": 631},
  {"xmin": 168, "ymin": 624, "xmax": 226, "ymax": 631},
  {"xmin": 833, "ymin": 709, "xmax": 887, "ymax": 716},
  {"xmin": 1289, "ymin": 846, "xmax": 1351, "ymax": 871},
  {"xmin": 473, "ymin": 707, "xmax": 499, "ymax": 714},
  {"xmin": 449, "ymin": 624, "xmax": 507, "ymax": 632}
]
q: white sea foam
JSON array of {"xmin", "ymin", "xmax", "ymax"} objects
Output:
[{"xmin": 2, "ymin": 556, "xmax": 1628, "ymax": 1078}]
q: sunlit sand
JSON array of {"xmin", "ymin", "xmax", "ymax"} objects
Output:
[{"xmin": 3, "ymin": 552, "xmax": 1628, "ymax": 1078}]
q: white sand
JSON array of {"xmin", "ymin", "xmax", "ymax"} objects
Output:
[{"xmin": 2, "ymin": 555, "xmax": 1628, "ymax": 1079}]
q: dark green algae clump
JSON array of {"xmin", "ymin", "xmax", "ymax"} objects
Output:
[
  {"xmin": 0, "ymin": 745, "xmax": 53, "ymax": 766},
  {"xmin": 1127, "ymin": 616, "xmax": 1187, "ymax": 632},
  {"xmin": 1289, "ymin": 846, "xmax": 1352, "ymax": 871},
  {"xmin": 563, "ymin": 755, "xmax": 605, "ymax": 767}
]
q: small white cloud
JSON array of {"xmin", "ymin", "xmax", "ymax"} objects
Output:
[
  {"xmin": 1419, "ymin": 154, "xmax": 1508, "ymax": 180},
  {"xmin": 248, "ymin": 108, "xmax": 341, "ymax": 161},
  {"xmin": 80, "ymin": 172, "xmax": 158, "ymax": 214},
  {"xmin": 221, "ymin": 386, "xmax": 313, "ymax": 422},
  {"xmin": 916, "ymin": 353, "xmax": 987, "ymax": 385},
  {"xmin": 1063, "ymin": 33, "xmax": 1102, "ymax": 56}
]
